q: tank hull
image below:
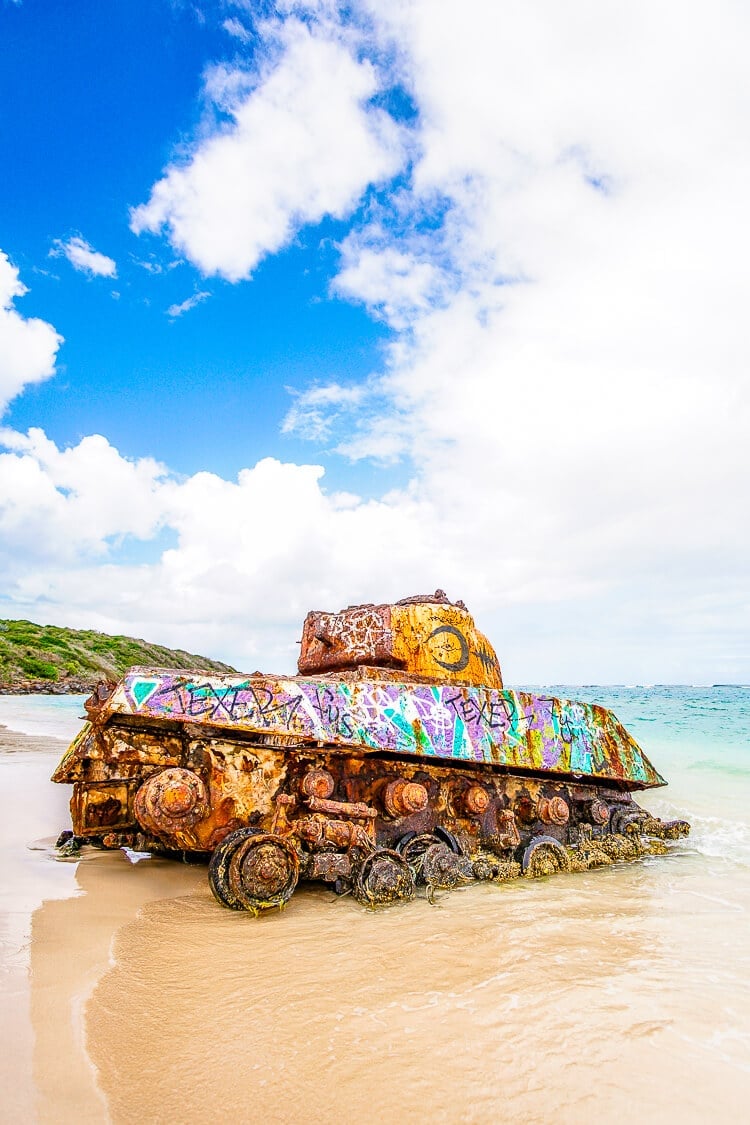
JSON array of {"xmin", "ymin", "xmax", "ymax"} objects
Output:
[{"xmin": 52, "ymin": 684, "xmax": 688, "ymax": 911}]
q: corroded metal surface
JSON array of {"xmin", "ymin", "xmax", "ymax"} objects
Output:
[
  {"xmin": 51, "ymin": 591, "xmax": 690, "ymax": 916},
  {"xmin": 134, "ymin": 767, "xmax": 208, "ymax": 836}
]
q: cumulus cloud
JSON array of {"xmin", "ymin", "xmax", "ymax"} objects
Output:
[
  {"xmin": 1, "ymin": 413, "xmax": 745, "ymax": 682},
  {"xmin": 0, "ymin": 428, "xmax": 168, "ymax": 559},
  {"xmin": 51, "ymin": 236, "xmax": 117, "ymax": 278},
  {"xmin": 4, "ymin": 2, "xmax": 749, "ymax": 683},
  {"xmin": 280, "ymin": 0, "xmax": 750, "ymax": 679},
  {"xmin": 334, "ymin": 236, "xmax": 449, "ymax": 329},
  {"xmin": 130, "ymin": 16, "xmax": 405, "ymax": 280},
  {"xmin": 0, "ymin": 428, "xmax": 440, "ymax": 669},
  {"xmin": 0, "ymin": 250, "xmax": 62, "ymax": 415}
]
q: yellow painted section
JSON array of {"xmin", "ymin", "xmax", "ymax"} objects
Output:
[{"xmin": 390, "ymin": 603, "xmax": 503, "ymax": 688}]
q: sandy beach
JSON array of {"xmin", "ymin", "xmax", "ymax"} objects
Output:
[{"xmin": 1, "ymin": 695, "xmax": 749, "ymax": 1124}]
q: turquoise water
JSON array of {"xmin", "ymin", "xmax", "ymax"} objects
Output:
[
  {"xmin": 536, "ymin": 684, "xmax": 750, "ymax": 778},
  {"xmin": 559, "ymin": 684, "xmax": 750, "ymax": 760},
  {"xmin": 0, "ymin": 693, "xmax": 88, "ymax": 740},
  {"xmin": 539, "ymin": 685, "xmax": 750, "ymax": 870}
]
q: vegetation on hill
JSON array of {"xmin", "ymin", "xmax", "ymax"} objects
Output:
[{"xmin": 0, "ymin": 619, "xmax": 236, "ymax": 693}]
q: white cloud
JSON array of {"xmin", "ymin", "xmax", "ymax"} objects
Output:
[
  {"xmin": 334, "ymin": 236, "xmax": 449, "ymax": 329},
  {"xmin": 282, "ymin": 0, "xmax": 750, "ymax": 679},
  {"xmin": 1, "ymin": 413, "xmax": 746, "ymax": 683},
  {"xmin": 130, "ymin": 16, "xmax": 405, "ymax": 280},
  {"xmin": 51, "ymin": 236, "xmax": 117, "ymax": 278},
  {"xmin": 222, "ymin": 17, "xmax": 252, "ymax": 43},
  {"xmin": 166, "ymin": 290, "xmax": 211, "ymax": 318},
  {"xmin": 0, "ymin": 250, "xmax": 62, "ymax": 415},
  {"xmin": 281, "ymin": 381, "xmax": 368, "ymax": 441},
  {"xmin": 4, "ymin": 2, "xmax": 749, "ymax": 683},
  {"xmin": 0, "ymin": 428, "xmax": 441, "ymax": 670},
  {"xmin": 0, "ymin": 428, "xmax": 167, "ymax": 560}
]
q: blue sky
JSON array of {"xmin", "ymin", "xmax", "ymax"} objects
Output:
[
  {"xmin": 1, "ymin": 1, "xmax": 393, "ymax": 488},
  {"xmin": 1, "ymin": 1, "xmax": 748, "ymax": 683}
]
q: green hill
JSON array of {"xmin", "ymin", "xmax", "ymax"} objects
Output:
[{"xmin": 0, "ymin": 619, "xmax": 236, "ymax": 694}]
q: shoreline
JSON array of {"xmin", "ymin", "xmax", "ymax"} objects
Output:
[
  {"xmin": 0, "ymin": 681, "xmax": 93, "ymax": 696},
  {"xmin": 0, "ymin": 695, "xmax": 89, "ymax": 743},
  {"xmin": 0, "ymin": 722, "xmax": 68, "ymax": 753}
]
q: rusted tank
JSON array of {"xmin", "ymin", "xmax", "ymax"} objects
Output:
[{"xmin": 52, "ymin": 591, "xmax": 689, "ymax": 913}]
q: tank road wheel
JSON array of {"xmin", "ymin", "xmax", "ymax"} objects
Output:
[
  {"xmin": 208, "ymin": 828, "xmax": 262, "ymax": 910},
  {"xmin": 610, "ymin": 809, "xmax": 648, "ymax": 838},
  {"xmin": 521, "ymin": 835, "xmax": 571, "ymax": 878},
  {"xmin": 397, "ymin": 832, "xmax": 439, "ymax": 878},
  {"xmin": 398, "ymin": 828, "xmax": 465, "ymax": 883},
  {"xmin": 228, "ymin": 834, "xmax": 300, "ymax": 915},
  {"xmin": 354, "ymin": 849, "xmax": 416, "ymax": 908},
  {"xmin": 433, "ymin": 826, "xmax": 463, "ymax": 854},
  {"xmin": 421, "ymin": 843, "xmax": 474, "ymax": 891}
]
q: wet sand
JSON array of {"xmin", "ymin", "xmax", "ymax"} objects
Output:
[{"xmin": 2, "ymin": 720, "xmax": 750, "ymax": 1123}]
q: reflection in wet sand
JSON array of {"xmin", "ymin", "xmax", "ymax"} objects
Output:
[
  {"xmin": 30, "ymin": 851, "xmax": 204, "ymax": 1122},
  {"xmin": 30, "ymin": 853, "xmax": 746, "ymax": 1124}
]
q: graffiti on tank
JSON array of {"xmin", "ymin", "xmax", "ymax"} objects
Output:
[
  {"xmin": 306, "ymin": 685, "xmax": 355, "ymax": 740},
  {"xmin": 427, "ymin": 625, "xmax": 469, "ymax": 672},
  {"xmin": 425, "ymin": 625, "xmax": 501, "ymax": 680},
  {"xmin": 476, "ymin": 643, "xmax": 501, "ymax": 676},
  {"xmin": 245, "ymin": 685, "xmax": 306, "ymax": 729},
  {"xmin": 443, "ymin": 690, "xmax": 517, "ymax": 734},
  {"xmin": 315, "ymin": 607, "xmax": 391, "ymax": 659},
  {"xmin": 520, "ymin": 694, "xmax": 562, "ymax": 768},
  {"xmin": 560, "ymin": 701, "xmax": 597, "ymax": 774},
  {"xmin": 150, "ymin": 679, "xmax": 245, "ymax": 720},
  {"xmin": 147, "ymin": 679, "xmax": 306, "ymax": 730},
  {"xmin": 119, "ymin": 672, "xmax": 655, "ymax": 784}
]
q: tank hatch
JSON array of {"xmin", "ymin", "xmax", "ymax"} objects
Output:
[{"xmin": 298, "ymin": 590, "xmax": 503, "ymax": 689}]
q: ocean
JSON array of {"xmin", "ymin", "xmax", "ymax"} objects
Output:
[
  {"xmin": 0, "ymin": 692, "xmax": 89, "ymax": 741},
  {"xmin": 554, "ymin": 685, "xmax": 750, "ymax": 869},
  {"xmin": 1, "ymin": 686, "xmax": 748, "ymax": 1122}
]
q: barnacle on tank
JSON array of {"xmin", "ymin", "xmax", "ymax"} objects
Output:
[{"xmin": 52, "ymin": 591, "xmax": 690, "ymax": 914}]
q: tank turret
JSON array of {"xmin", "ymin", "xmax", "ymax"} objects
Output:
[
  {"xmin": 299, "ymin": 590, "xmax": 503, "ymax": 688},
  {"xmin": 52, "ymin": 592, "xmax": 689, "ymax": 914}
]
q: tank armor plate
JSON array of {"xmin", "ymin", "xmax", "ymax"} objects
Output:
[{"xmin": 55, "ymin": 667, "xmax": 665, "ymax": 791}]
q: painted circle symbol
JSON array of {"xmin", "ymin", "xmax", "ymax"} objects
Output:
[{"xmin": 427, "ymin": 625, "xmax": 470, "ymax": 672}]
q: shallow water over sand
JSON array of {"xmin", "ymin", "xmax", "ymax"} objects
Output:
[{"xmin": 2, "ymin": 688, "xmax": 750, "ymax": 1122}]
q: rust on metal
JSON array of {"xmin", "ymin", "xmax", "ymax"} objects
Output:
[
  {"xmin": 134, "ymin": 767, "xmax": 208, "ymax": 835},
  {"xmin": 51, "ymin": 591, "xmax": 690, "ymax": 916},
  {"xmin": 463, "ymin": 784, "xmax": 490, "ymax": 816},
  {"xmin": 305, "ymin": 795, "xmax": 378, "ymax": 819},
  {"xmin": 588, "ymin": 797, "xmax": 611, "ymax": 825},
  {"xmin": 298, "ymin": 589, "xmax": 503, "ymax": 689},
  {"xmin": 538, "ymin": 795, "xmax": 570, "ymax": 826},
  {"xmin": 383, "ymin": 778, "xmax": 429, "ymax": 817},
  {"xmin": 300, "ymin": 768, "xmax": 335, "ymax": 798}
]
